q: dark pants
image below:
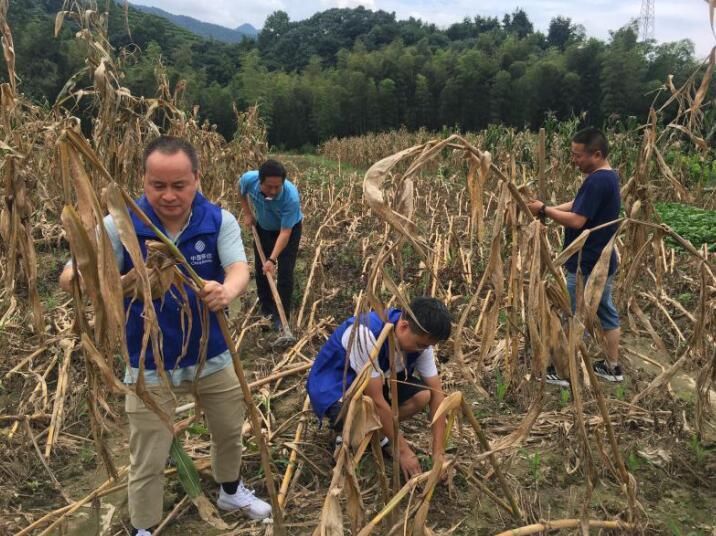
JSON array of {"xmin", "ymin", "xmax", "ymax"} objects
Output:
[{"xmin": 254, "ymin": 221, "xmax": 302, "ymax": 322}]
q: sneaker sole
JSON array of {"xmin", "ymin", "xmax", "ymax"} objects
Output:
[
  {"xmin": 216, "ymin": 499, "xmax": 271, "ymax": 520},
  {"xmin": 593, "ymin": 372, "xmax": 623, "ymax": 382},
  {"xmin": 545, "ymin": 377, "xmax": 570, "ymax": 387}
]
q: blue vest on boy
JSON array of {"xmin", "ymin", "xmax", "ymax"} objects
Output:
[
  {"xmin": 307, "ymin": 309, "xmax": 422, "ymax": 419},
  {"xmin": 122, "ymin": 193, "xmax": 228, "ymax": 371}
]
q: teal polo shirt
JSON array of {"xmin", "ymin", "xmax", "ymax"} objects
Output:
[{"xmin": 238, "ymin": 170, "xmax": 303, "ymax": 231}]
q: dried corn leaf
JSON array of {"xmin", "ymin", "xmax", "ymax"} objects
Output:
[
  {"xmin": 81, "ymin": 334, "xmax": 132, "ymax": 395},
  {"xmin": 431, "ymin": 391, "xmax": 463, "ymax": 424},
  {"xmin": 341, "ymin": 447, "xmax": 365, "ymax": 533},
  {"xmin": 411, "ymin": 455, "xmax": 444, "ymax": 536},
  {"xmin": 692, "ymin": 47, "xmax": 715, "ymax": 114},
  {"xmin": 363, "ymin": 144, "xmax": 428, "ymax": 254},
  {"xmin": 61, "ymin": 205, "xmax": 100, "ymax": 305},
  {"xmin": 105, "ymin": 183, "xmax": 169, "ymax": 383},
  {"xmin": 554, "ymin": 230, "xmax": 590, "ymax": 267},
  {"xmin": 345, "ymin": 395, "xmax": 382, "ymax": 450},
  {"xmin": 582, "ymin": 223, "xmax": 623, "ymax": 324},
  {"xmin": 394, "ymin": 178, "xmax": 416, "ymax": 233}
]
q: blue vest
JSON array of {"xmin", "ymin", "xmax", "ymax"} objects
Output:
[
  {"xmin": 306, "ymin": 309, "xmax": 421, "ymax": 418},
  {"xmin": 122, "ymin": 193, "xmax": 228, "ymax": 370}
]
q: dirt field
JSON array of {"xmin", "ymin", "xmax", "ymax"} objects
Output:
[{"xmin": 2, "ymin": 147, "xmax": 714, "ymax": 535}]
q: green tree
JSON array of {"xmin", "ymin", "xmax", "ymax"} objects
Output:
[
  {"xmin": 547, "ymin": 17, "xmax": 584, "ymax": 50},
  {"xmin": 413, "ymin": 73, "xmax": 432, "ymax": 128},
  {"xmin": 503, "ymin": 9, "xmax": 534, "ymax": 39},
  {"xmin": 200, "ymin": 82, "xmax": 234, "ymax": 136},
  {"xmin": 125, "ymin": 41, "xmax": 164, "ymax": 99},
  {"xmin": 439, "ymin": 77, "xmax": 461, "ymax": 128},
  {"xmin": 490, "ymin": 70, "xmax": 513, "ymax": 123},
  {"xmin": 601, "ymin": 24, "xmax": 648, "ymax": 119},
  {"xmin": 377, "ymin": 78, "xmax": 399, "ymax": 130},
  {"xmin": 565, "ymin": 38, "xmax": 605, "ymax": 123}
]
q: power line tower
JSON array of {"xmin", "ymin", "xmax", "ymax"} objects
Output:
[{"xmin": 639, "ymin": 0, "xmax": 655, "ymax": 42}]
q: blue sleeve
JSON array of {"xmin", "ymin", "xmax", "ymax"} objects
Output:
[
  {"xmin": 238, "ymin": 171, "xmax": 256, "ymax": 196},
  {"xmin": 217, "ymin": 210, "xmax": 248, "ymax": 268},
  {"xmin": 280, "ymin": 199, "xmax": 301, "ymax": 229},
  {"xmin": 572, "ymin": 178, "xmax": 606, "ymax": 221},
  {"xmin": 280, "ymin": 183, "xmax": 303, "ymax": 229}
]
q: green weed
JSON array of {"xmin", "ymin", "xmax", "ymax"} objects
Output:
[
  {"xmin": 689, "ymin": 435, "xmax": 706, "ymax": 465},
  {"xmin": 615, "ymin": 384, "xmax": 626, "ymax": 401},
  {"xmin": 559, "ymin": 388, "xmax": 570, "ymax": 407},
  {"xmin": 626, "ymin": 450, "xmax": 642, "ymax": 472},
  {"xmin": 186, "ymin": 422, "xmax": 209, "ymax": 437},
  {"xmin": 526, "ymin": 451, "xmax": 542, "ymax": 483},
  {"xmin": 495, "ymin": 369, "xmax": 507, "ymax": 402}
]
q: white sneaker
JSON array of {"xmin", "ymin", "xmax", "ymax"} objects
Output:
[
  {"xmin": 135, "ymin": 530, "xmax": 152, "ymax": 536},
  {"xmin": 217, "ymin": 482, "xmax": 272, "ymax": 520}
]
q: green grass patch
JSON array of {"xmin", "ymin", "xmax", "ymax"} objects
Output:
[
  {"xmin": 276, "ymin": 153, "xmax": 367, "ymax": 175},
  {"xmin": 656, "ymin": 202, "xmax": 716, "ymax": 251}
]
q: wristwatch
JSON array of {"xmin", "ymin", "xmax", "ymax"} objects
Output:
[
  {"xmin": 538, "ymin": 203, "xmax": 547, "ymax": 219},
  {"xmin": 267, "ymin": 258, "xmax": 277, "ymax": 265}
]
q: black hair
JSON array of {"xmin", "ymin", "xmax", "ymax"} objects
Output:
[
  {"xmin": 143, "ymin": 136, "xmax": 199, "ymax": 173},
  {"xmin": 258, "ymin": 159, "xmax": 287, "ymax": 183},
  {"xmin": 572, "ymin": 127, "xmax": 609, "ymax": 158},
  {"xmin": 405, "ymin": 297, "xmax": 452, "ymax": 341}
]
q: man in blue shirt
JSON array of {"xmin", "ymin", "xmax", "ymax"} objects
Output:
[
  {"xmin": 238, "ymin": 160, "xmax": 303, "ymax": 328},
  {"xmin": 60, "ymin": 137, "xmax": 271, "ymax": 536},
  {"xmin": 528, "ymin": 127, "xmax": 623, "ymax": 384}
]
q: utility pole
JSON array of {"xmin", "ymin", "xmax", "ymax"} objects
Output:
[{"xmin": 639, "ymin": 0, "xmax": 655, "ymax": 42}]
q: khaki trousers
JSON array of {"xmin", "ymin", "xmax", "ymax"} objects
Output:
[{"xmin": 125, "ymin": 364, "xmax": 245, "ymax": 529}]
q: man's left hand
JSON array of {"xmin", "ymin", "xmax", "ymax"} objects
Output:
[
  {"xmin": 527, "ymin": 199, "xmax": 543, "ymax": 216},
  {"xmin": 199, "ymin": 280, "xmax": 232, "ymax": 312},
  {"xmin": 262, "ymin": 260, "xmax": 276, "ymax": 276}
]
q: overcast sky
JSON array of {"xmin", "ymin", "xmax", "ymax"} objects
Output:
[{"xmin": 136, "ymin": 0, "xmax": 714, "ymax": 57}]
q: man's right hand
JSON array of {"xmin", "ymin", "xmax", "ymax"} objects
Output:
[
  {"xmin": 399, "ymin": 447, "xmax": 422, "ymax": 481},
  {"xmin": 242, "ymin": 212, "xmax": 255, "ymax": 227}
]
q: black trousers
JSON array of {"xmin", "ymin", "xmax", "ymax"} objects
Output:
[{"xmin": 254, "ymin": 221, "xmax": 302, "ymax": 322}]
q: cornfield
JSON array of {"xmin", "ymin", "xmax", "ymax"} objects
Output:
[{"xmin": 1, "ymin": 1, "xmax": 715, "ymax": 535}]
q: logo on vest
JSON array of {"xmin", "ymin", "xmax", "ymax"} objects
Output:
[{"xmin": 190, "ymin": 240, "xmax": 213, "ymax": 266}]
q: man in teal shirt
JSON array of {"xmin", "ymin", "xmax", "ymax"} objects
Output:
[{"xmin": 238, "ymin": 159, "xmax": 303, "ymax": 327}]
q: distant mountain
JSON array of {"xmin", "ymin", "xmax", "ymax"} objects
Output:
[
  {"xmin": 131, "ymin": 3, "xmax": 258, "ymax": 42},
  {"xmin": 236, "ymin": 23, "xmax": 259, "ymax": 39}
]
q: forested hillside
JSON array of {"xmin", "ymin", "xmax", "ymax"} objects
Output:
[
  {"xmin": 131, "ymin": 3, "xmax": 257, "ymax": 42},
  {"xmin": 1, "ymin": 1, "xmax": 706, "ymax": 149}
]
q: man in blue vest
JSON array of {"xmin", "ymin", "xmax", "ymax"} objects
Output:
[
  {"xmin": 60, "ymin": 137, "xmax": 271, "ymax": 536},
  {"xmin": 238, "ymin": 160, "xmax": 303, "ymax": 329},
  {"xmin": 527, "ymin": 127, "xmax": 623, "ymax": 385},
  {"xmin": 307, "ymin": 297, "xmax": 452, "ymax": 481}
]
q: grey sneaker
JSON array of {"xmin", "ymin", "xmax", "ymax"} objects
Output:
[{"xmin": 592, "ymin": 360, "xmax": 624, "ymax": 382}]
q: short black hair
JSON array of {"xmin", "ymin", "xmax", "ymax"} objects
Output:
[
  {"xmin": 405, "ymin": 297, "xmax": 452, "ymax": 341},
  {"xmin": 258, "ymin": 159, "xmax": 287, "ymax": 183},
  {"xmin": 572, "ymin": 127, "xmax": 609, "ymax": 158},
  {"xmin": 143, "ymin": 136, "xmax": 199, "ymax": 173}
]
